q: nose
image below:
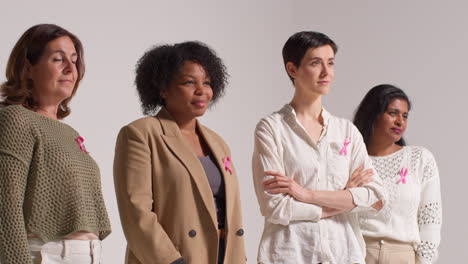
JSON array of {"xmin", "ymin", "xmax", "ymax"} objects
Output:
[
  {"xmin": 194, "ymin": 82, "xmax": 203, "ymax": 95},
  {"xmin": 320, "ymin": 62, "xmax": 329, "ymax": 77},
  {"xmin": 63, "ymin": 57, "xmax": 75, "ymax": 74},
  {"xmin": 194, "ymin": 81, "xmax": 210, "ymax": 96},
  {"xmin": 395, "ymin": 115, "xmax": 405, "ymax": 127}
]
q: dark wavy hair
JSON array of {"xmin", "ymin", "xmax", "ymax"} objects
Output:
[
  {"xmin": 282, "ymin": 31, "xmax": 338, "ymax": 83},
  {"xmin": 0, "ymin": 24, "xmax": 85, "ymax": 119},
  {"xmin": 353, "ymin": 84, "xmax": 412, "ymax": 147},
  {"xmin": 135, "ymin": 41, "xmax": 228, "ymax": 115}
]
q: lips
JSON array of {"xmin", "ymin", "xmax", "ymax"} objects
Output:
[
  {"xmin": 318, "ymin": 80, "xmax": 329, "ymax": 84},
  {"xmin": 192, "ymin": 100, "xmax": 208, "ymax": 108},
  {"xmin": 391, "ymin": 127, "xmax": 402, "ymax": 134}
]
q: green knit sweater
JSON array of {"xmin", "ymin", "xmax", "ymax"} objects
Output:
[{"xmin": 0, "ymin": 105, "xmax": 111, "ymax": 263}]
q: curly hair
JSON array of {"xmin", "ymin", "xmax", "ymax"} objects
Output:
[
  {"xmin": 135, "ymin": 41, "xmax": 228, "ymax": 115},
  {"xmin": 0, "ymin": 24, "xmax": 85, "ymax": 119}
]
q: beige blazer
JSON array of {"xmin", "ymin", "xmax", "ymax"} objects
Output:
[{"xmin": 114, "ymin": 108, "xmax": 246, "ymax": 264}]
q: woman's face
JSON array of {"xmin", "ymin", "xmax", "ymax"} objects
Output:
[
  {"xmin": 163, "ymin": 61, "xmax": 213, "ymax": 119},
  {"xmin": 28, "ymin": 36, "xmax": 78, "ymax": 106},
  {"xmin": 287, "ymin": 44, "xmax": 335, "ymax": 96},
  {"xmin": 373, "ymin": 98, "xmax": 409, "ymax": 143}
]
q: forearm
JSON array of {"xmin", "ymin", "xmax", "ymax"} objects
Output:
[
  {"xmin": 305, "ymin": 189, "xmax": 355, "ymax": 211},
  {"xmin": 320, "ymin": 206, "xmax": 346, "ymax": 218}
]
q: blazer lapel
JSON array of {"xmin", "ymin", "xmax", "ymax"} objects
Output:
[
  {"xmin": 157, "ymin": 109, "xmax": 218, "ymax": 230},
  {"xmin": 197, "ymin": 123, "xmax": 236, "ymax": 230}
]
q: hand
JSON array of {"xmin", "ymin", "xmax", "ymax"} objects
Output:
[
  {"xmin": 371, "ymin": 200, "xmax": 383, "ymax": 211},
  {"xmin": 262, "ymin": 171, "xmax": 310, "ymax": 202},
  {"xmin": 345, "ymin": 165, "xmax": 374, "ymax": 189}
]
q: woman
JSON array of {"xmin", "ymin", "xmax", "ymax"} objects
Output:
[
  {"xmin": 350, "ymin": 84, "xmax": 441, "ymax": 264},
  {"xmin": 0, "ymin": 24, "xmax": 111, "ymax": 264},
  {"xmin": 113, "ymin": 41, "xmax": 246, "ymax": 264},
  {"xmin": 252, "ymin": 31, "xmax": 386, "ymax": 263}
]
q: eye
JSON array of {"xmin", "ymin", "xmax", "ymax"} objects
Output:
[
  {"xmin": 388, "ymin": 111, "xmax": 396, "ymax": 116},
  {"xmin": 403, "ymin": 113, "xmax": 409, "ymax": 119},
  {"xmin": 204, "ymin": 81, "xmax": 211, "ymax": 86},
  {"xmin": 53, "ymin": 57, "xmax": 63, "ymax": 62},
  {"xmin": 328, "ymin": 61, "xmax": 335, "ymax": 66},
  {"xmin": 182, "ymin": 80, "xmax": 195, "ymax": 85},
  {"xmin": 311, "ymin": 60, "xmax": 320, "ymax": 66}
]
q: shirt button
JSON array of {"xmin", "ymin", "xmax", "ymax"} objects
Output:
[
  {"xmin": 236, "ymin": 229, "xmax": 244, "ymax": 236},
  {"xmin": 188, "ymin": 230, "xmax": 197, "ymax": 237},
  {"xmin": 380, "ymin": 240, "xmax": 385, "ymax": 245}
]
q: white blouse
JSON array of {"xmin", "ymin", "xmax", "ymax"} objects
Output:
[
  {"xmin": 360, "ymin": 146, "xmax": 442, "ymax": 264},
  {"xmin": 252, "ymin": 104, "xmax": 386, "ymax": 264}
]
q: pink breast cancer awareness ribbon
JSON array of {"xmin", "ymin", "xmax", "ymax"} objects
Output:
[
  {"xmin": 339, "ymin": 137, "xmax": 351, "ymax": 156},
  {"xmin": 223, "ymin": 156, "xmax": 232, "ymax": 175},
  {"xmin": 75, "ymin": 136, "xmax": 89, "ymax": 154},
  {"xmin": 397, "ymin": 167, "xmax": 408, "ymax": 184}
]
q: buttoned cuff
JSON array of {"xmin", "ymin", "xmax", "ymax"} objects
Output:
[{"xmin": 348, "ymin": 187, "xmax": 379, "ymax": 213}]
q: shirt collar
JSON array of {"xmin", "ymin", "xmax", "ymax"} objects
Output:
[{"xmin": 280, "ymin": 104, "xmax": 331, "ymax": 127}]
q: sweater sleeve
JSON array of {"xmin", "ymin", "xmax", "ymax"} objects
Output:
[
  {"xmin": 252, "ymin": 119, "xmax": 322, "ymax": 225},
  {"xmin": 0, "ymin": 107, "xmax": 35, "ymax": 264},
  {"xmin": 416, "ymin": 149, "xmax": 442, "ymax": 264}
]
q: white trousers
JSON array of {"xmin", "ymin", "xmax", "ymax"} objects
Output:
[{"xmin": 28, "ymin": 238, "xmax": 102, "ymax": 264}]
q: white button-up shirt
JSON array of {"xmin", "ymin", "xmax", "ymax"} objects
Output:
[{"xmin": 252, "ymin": 104, "xmax": 386, "ymax": 264}]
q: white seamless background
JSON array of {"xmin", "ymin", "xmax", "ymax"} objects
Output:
[{"xmin": 0, "ymin": 0, "xmax": 464, "ymax": 262}]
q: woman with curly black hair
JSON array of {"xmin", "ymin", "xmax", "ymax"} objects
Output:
[{"xmin": 113, "ymin": 41, "xmax": 246, "ymax": 264}]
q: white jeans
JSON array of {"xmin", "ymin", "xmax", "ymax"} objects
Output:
[{"xmin": 28, "ymin": 238, "xmax": 102, "ymax": 264}]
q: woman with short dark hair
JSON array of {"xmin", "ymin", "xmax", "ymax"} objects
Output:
[
  {"xmin": 0, "ymin": 24, "xmax": 111, "ymax": 264},
  {"xmin": 350, "ymin": 84, "xmax": 441, "ymax": 264},
  {"xmin": 252, "ymin": 31, "xmax": 386, "ymax": 263},
  {"xmin": 114, "ymin": 41, "xmax": 246, "ymax": 264}
]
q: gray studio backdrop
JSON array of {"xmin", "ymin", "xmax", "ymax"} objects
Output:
[{"xmin": 0, "ymin": 0, "xmax": 465, "ymax": 262}]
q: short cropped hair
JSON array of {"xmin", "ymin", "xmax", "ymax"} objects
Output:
[{"xmin": 282, "ymin": 31, "xmax": 337, "ymax": 83}]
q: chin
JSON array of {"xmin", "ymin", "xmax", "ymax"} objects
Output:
[
  {"xmin": 390, "ymin": 135, "xmax": 403, "ymax": 143},
  {"xmin": 192, "ymin": 108, "xmax": 208, "ymax": 117},
  {"xmin": 313, "ymin": 86, "xmax": 330, "ymax": 95}
]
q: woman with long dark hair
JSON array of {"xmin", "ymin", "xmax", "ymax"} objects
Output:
[{"xmin": 351, "ymin": 84, "xmax": 441, "ymax": 264}]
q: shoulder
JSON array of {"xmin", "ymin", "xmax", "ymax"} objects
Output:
[
  {"xmin": 0, "ymin": 105, "xmax": 34, "ymax": 134},
  {"xmin": 255, "ymin": 110, "xmax": 285, "ymax": 134},
  {"xmin": 407, "ymin": 145, "xmax": 437, "ymax": 165},
  {"xmin": 0, "ymin": 105, "xmax": 30, "ymax": 123},
  {"xmin": 122, "ymin": 116, "xmax": 162, "ymax": 135}
]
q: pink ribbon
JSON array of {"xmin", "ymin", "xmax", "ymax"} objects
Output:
[
  {"xmin": 397, "ymin": 167, "xmax": 408, "ymax": 184},
  {"xmin": 223, "ymin": 156, "xmax": 232, "ymax": 174},
  {"xmin": 75, "ymin": 136, "xmax": 89, "ymax": 154},
  {"xmin": 339, "ymin": 137, "xmax": 351, "ymax": 155}
]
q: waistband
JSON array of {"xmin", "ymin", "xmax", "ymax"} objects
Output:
[
  {"xmin": 364, "ymin": 236, "xmax": 414, "ymax": 250},
  {"xmin": 28, "ymin": 238, "xmax": 101, "ymax": 255}
]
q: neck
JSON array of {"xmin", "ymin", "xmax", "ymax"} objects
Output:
[
  {"xmin": 35, "ymin": 104, "xmax": 59, "ymax": 120},
  {"xmin": 169, "ymin": 111, "xmax": 197, "ymax": 134},
  {"xmin": 368, "ymin": 137, "xmax": 402, "ymax": 156},
  {"xmin": 290, "ymin": 90, "xmax": 323, "ymax": 121}
]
